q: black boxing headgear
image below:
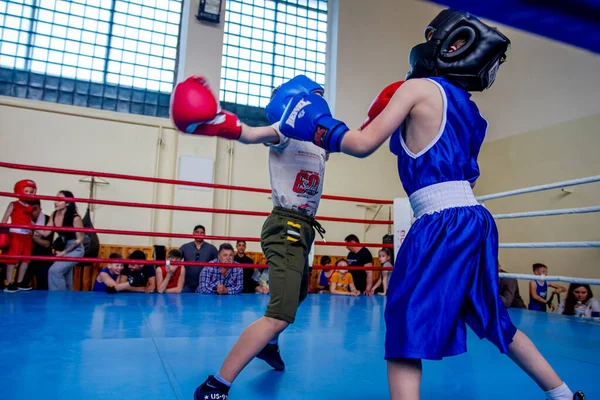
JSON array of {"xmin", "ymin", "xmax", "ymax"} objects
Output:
[{"xmin": 406, "ymin": 9, "xmax": 510, "ymax": 92}]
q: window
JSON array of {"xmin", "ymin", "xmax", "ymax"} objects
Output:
[
  {"xmin": 0, "ymin": 0, "xmax": 183, "ymax": 117},
  {"xmin": 220, "ymin": 0, "xmax": 328, "ymax": 108}
]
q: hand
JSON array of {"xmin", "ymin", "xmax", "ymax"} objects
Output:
[
  {"xmin": 171, "ymin": 76, "xmax": 242, "ymax": 140},
  {"xmin": 279, "ymin": 92, "xmax": 349, "ymax": 152},
  {"xmin": 216, "ymin": 284, "xmax": 228, "ymax": 295},
  {"xmin": 351, "ymin": 290, "xmax": 360, "ymax": 297},
  {"xmin": 364, "ymin": 289, "xmax": 374, "ymax": 296},
  {"xmin": 360, "ymin": 81, "xmax": 405, "ymax": 130},
  {"xmin": 378, "ymin": 291, "xmax": 387, "ymax": 296},
  {"xmin": 55, "ymin": 251, "xmax": 66, "ymax": 257}
]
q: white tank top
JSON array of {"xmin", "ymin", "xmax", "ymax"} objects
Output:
[{"xmin": 267, "ymin": 124, "xmax": 327, "ymax": 217}]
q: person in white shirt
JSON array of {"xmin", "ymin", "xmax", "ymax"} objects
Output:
[{"xmin": 557, "ymin": 284, "xmax": 600, "ymax": 319}]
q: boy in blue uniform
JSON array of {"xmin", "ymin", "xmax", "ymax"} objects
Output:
[{"xmin": 269, "ymin": 9, "xmax": 585, "ymax": 400}]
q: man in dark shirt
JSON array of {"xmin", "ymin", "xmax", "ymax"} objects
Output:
[
  {"xmin": 179, "ymin": 224, "xmax": 218, "ymax": 292},
  {"xmin": 499, "ymin": 263, "xmax": 526, "ymax": 309},
  {"xmin": 119, "ymin": 250, "xmax": 156, "ymax": 293},
  {"xmin": 233, "ymin": 240, "xmax": 256, "ymax": 293},
  {"xmin": 345, "ymin": 234, "xmax": 374, "ymax": 295},
  {"xmin": 23, "ymin": 200, "xmax": 54, "ymax": 290}
]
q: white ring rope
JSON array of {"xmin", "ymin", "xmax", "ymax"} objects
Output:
[
  {"xmin": 499, "ymin": 242, "xmax": 600, "ymax": 248},
  {"xmin": 493, "ymin": 206, "xmax": 600, "ymax": 220},
  {"xmin": 499, "ymin": 273, "xmax": 600, "ymax": 285},
  {"xmin": 477, "ymin": 175, "xmax": 600, "ymax": 202}
]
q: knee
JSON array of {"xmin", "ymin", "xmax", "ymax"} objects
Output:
[{"xmin": 263, "ymin": 316, "xmax": 289, "ymax": 333}]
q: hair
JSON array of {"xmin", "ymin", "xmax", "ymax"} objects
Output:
[
  {"xmin": 167, "ymin": 249, "xmax": 183, "ymax": 259},
  {"xmin": 109, "ymin": 252, "xmax": 123, "ymax": 260},
  {"xmin": 193, "ymin": 224, "xmax": 206, "ymax": 233},
  {"xmin": 30, "ymin": 199, "xmax": 41, "ymax": 207},
  {"xmin": 236, "ymin": 240, "xmax": 246, "ymax": 246},
  {"xmin": 562, "ymin": 284, "xmax": 593, "ymax": 316},
  {"xmin": 219, "ymin": 243, "xmax": 234, "ymax": 253},
  {"xmin": 379, "ymin": 248, "xmax": 392, "ymax": 258},
  {"xmin": 532, "ymin": 263, "xmax": 547, "ymax": 272},
  {"xmin": 57, "ymin": 190, "xmax": 78, "ymax": 227},
  {"xmin": 128, "ymin": 250, "xmax": 147, "ymax": 260},
  {"xmin": 320, "ymin": 255, "xmax": 331, "ymax": 266},
  {"xmin": 335, "ymin": 258, "xmax": 348, "ymax": 266},
  {"xmin": 344, "ymin": 234, "xmax": 360, "ymax": 243}
]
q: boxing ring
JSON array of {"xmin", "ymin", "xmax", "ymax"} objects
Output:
[{"xmin": 0, "ymin": 162, "xmax": 598, "ymax": 399}]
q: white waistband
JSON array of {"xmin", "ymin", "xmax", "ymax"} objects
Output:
[
  {"xmin": 409, "ymin": 181, "xmax": 479, "ymax": 219},
  {"xmin": 9, "ymin": 228, "xmax": 30, "ymax": 235}
]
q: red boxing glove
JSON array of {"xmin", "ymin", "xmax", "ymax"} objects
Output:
[
  {"xmin": 360, "ymin": 80, "xmax": 405, "ymax": 130},
  {"xmin": 0, "ymin": 231, "xmax": 9, "ymax": 250},
  {"xmin": 171, "ymin": 76, "xmax": 242, "ymax": 140}
]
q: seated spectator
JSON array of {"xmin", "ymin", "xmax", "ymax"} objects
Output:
[
  {"xmin": 498, "ymin": 262, "xmax": 526, "ymax": 309},
  {"xmin": 253, "ymin": 268, "xmax": 269, "ymax": 294},
  {"xmin": 345, "ymin": 234, "xmax": 374, "ymax": 295},
  {"xmin": 118, "ymin": 250, "xmax": 156, "ymax": 293},
  {"xmin": 329, "ymin": 259, "xmax": 360, "ymax": 297},
  {"xmin": 557, "ymin": 284, "xmax": 600, "ymax": 319},
  {"xmin": 156, "ymin": 249, "xmax": 186, "ymax": 294},
  {"xmin": 197, "ymin": 243, "xmax": 243, "ymax": 295},
  {"xmin": 314, "ymin": 256, "xmax": 333, "ymax": 294},
  {"xmin": 528, "ymin": 263, "xmax": 566, "ymax": 312},
  {"xmin": 234, "ymin": 240, "xmax": 257, "ymax": 293},
  {"xmin": 179, "ymin": 225, "xmax": 218, "ymax": 293},
  {"xmin": 93, "ymin": 253, "xmax": 124, "ymax": 292},
  {"xmin": 372, "ymin": 248, "xmax": 393, "ymax": 296}
]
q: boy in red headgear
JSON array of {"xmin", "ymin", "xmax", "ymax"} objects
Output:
[{"xmin": 1, "ymin": 179, "xmax": 37, "ymax": 292}]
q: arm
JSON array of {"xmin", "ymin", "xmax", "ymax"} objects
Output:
[
  {"xmin": 500, "ymin": 279, "xmax": 517, "ymax": 308},
  {"xmin": 58, "ymin": 216, "xmax": 84, "ymax": 256},
  {"xmin": 164, "ymin": 266, "xmax": 185, "ymax": 293},
  {"xmin": 145, "ymin": 276, "xmax": 156, "ymax": 293},
  {"xmin": 238, "ymin": 124, "xmax": 280, "ymax": 145},
  {"xmin": 227, "ymin": 269, "xmax": 243, "ymax": 295},
  {"xmin": 156, "ymin": 268, "xmax": 169, "ymax": 294},
  {"xmin": 199, "ymin": 269, "xmax": 218, "ymax": 294},
  {"xmin": 529, "ymin": 281, "xmax": 548, "ymax": 304},
  {"xmin": 549, "ymin": 283, "xmax": 566, "ymax": 293},
  {"xmin": 349, "ymin": 282, "xmax": 360, "ymax": 296},
  {"xmin": 32, "ymin": 234, "xmax": 51, "ymax": 248},
  {"xmin": 365, "ymin": 264, "xmax": 374, "ymax": 295},
  {"xmin": 97, "ymin": 271, "xmax": 118, "ymax": 288},
  {"xmin": 35, "ymin": 213, "xmax": 54, "ymax": 237},
  {"xmin": 340, "ymin": 79, "xmax": 432, "ymax": 157},
  {"xmin": 1, "ymin": 203, "xmax": 13, "ymax": 224}
]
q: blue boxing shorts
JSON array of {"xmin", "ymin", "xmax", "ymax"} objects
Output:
[{"xmin": 384, "ymin": 182, "xmax": 517, "ymax": 360}]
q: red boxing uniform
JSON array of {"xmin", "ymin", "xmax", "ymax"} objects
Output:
[{"xmin": 7, "ymin": 201, "xmax": 34, "ymax": 261}]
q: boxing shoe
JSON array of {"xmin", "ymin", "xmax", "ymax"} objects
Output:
[
  {"xmin": 193, "ymin": 375, "xmax": 229, "ymax": 400},
  {"xmin": 256, "ymin": 342, "xmax": 285, "ymax": 371},
  {"xmin": 573, "ymin": 391, "xmax": 586, "ymax": 400}
]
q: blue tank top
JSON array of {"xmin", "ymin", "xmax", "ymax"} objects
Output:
[
  {"xmin": 390, "ymin": 77, "xmax": 488, "ymax": 196},
  {"xmin": 528, "ymin": 281, "xmax": 548, "ymax": 311},
  {"xmin": 93, "ymin": 268, "xmax": 119, "ymax": 292}
]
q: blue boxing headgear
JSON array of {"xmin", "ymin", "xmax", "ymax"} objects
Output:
[
  {"xmin": 406, "ymin": 9, "xmax": 510, "ymax": 92},
  {"xmin": 265, "ymin": 75, "xmax": 324, "ymax": 124}
]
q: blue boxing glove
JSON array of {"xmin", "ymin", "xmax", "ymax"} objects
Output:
[
  {"xmin": 265, "ymin": 75, "xmax": 324, "ymax": 124},
  {"xmin": 279, "ymin": 92, "xmax": 349, "ymax": 153}
]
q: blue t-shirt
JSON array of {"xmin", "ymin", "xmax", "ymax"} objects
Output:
[
  {"xmin": 93, "ymin": 268, "xmax": 119, "ymax": 292},
  {"xmin": 528, "ymin": 281, "xmax": 548, "ymax": 311}
]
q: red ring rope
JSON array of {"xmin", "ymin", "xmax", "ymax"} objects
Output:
[
  {"xmin": 0, "ymin": 223, "xmax": 395, "ymax": 248},
  {"xmin": 0, "ymin": 192, "xmax": 393, "ymax": 225},
  {"xmin": 0, "ymin": 255, "xmax": 394, "ymax": 271},
  {"xmin": 0, "ymin": 162, "xmax": 393, "ymax": 205}
]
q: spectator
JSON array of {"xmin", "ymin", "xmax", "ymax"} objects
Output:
[
  {"xmin": 528, "ymin": 263, "xmax": 566, "ymax": 312},
  {"xmin": 22, "ymin": 200, "xmax": 54, "ymax": 290},
  {"xmin": 329, "ymin": 259, "xmax": 360, "ymax": 297},
  {"xmin": 253, "ymin": 268, "xmax": 269, "ymax": 294},
  {"xmin": 313, "ymin": 255, "xmax": 333, "ymax": 293},
  {"xmin": 41, "ymin": 190, "xmax": 85, "ymax": 291},
  {"xmin": 118, "ymin": 250, "xmax": 156, "ymax": 293},
  {"xmin": 179, "ymin": 224, "xmax": 218, "ymax": 292},
  {"xmin": 557, "ymin": 284, "xmax": 600, "ymax": 319},
  {"xmin": 234, "ymin": 240, "xmax": 257, "ymax": 293},
  {"xmin": 498, "ymin": 262, "xmax": 526, "ymax": 309},
  {"xmin": 2, "ymin": 179, "xmax": 37, "ymax": 292},
  {"xmin": 372, "ymin": 248, "xmax": 393, "ymax": 296},
  {"xmin": 344, "ymin": 234, "xmax": 374, "ymax": 295},
  {"xmin": 197, "ymin": 243, "xmax": 243, "ymax": 295},
  {"xmin": 93, "ymin": 253, "xmax": 124, "ymax": 292},
  {"xmin": 156, "ymin": 249, "xmax": 186, "ymax": 294}
]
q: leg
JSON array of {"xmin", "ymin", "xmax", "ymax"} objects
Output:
[
  {"xmin": 218, "ymin": 316, "xmax": 289, "ymax": 382},
  {"xmin": 507, "ymin": 330, "xmax": 564, "ymax": 391},
  {"xmin": 48, "ymin": 261, "xmax": 76, "ymax": 291},
  {"xmin": 387, "ymin": 358, "xmax": 422, "ymax": 400},
  {"xmin": 16, "ymin": 262, "xmax": 29, "ymax": 283},
  {"xmin": 65, "ymin": 264, "xmax": 74, "ymax": 290},
  {"xmin": 6, "ymin": 263, "xmax": 16, "ymax": 284}
]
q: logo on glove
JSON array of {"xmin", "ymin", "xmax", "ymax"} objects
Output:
[
  {"xmin": 313, "ymin": 125, "xmax": 329, "ymax": 148},
  {"xmin": 285, "ymin": 99, "xmax": 311, "ymax": 128}
]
